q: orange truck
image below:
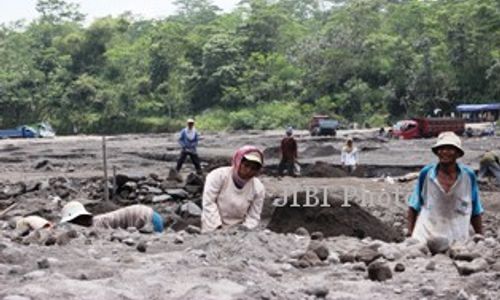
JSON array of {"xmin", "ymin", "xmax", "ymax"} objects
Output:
[{"xmin": 393, "ymin": 117, "xmax": 465, "ymax": 139}]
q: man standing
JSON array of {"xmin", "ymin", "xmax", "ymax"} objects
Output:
[
  {"xmin": 278, "ymin": 127, "xmax": 298, "ymax": 177},
  {"xmin": 407, "ymin": 132, "xmax": 483, "ymax": 243},
  {"xmin": 479, "ymin": 150, "xmax": 500, "ymax": 185},
  {"xmin": 176, "ymin": 118, "xmax": 202, "ymax": 175}
]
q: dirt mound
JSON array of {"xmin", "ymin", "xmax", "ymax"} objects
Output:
[
  {"xmin": 267, "ymin": 192, "xmax": 403, "ymax": 242},
  {"xmin": 301, "ymin": 161, "xmax": 346, "ymax": 177},
  {"xmin": 263, "ymin": 146, "xmax": 281, "ymax": 160},
  {"xmin": 301, "ymin": 144, "xmax": 340, "ymax": 157}
]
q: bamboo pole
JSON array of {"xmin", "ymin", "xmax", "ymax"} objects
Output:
[{"xmin": 102, "ymin": 136, "xmax": 109, "ymax": 202}]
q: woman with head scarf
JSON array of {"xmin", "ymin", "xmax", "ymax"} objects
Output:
[{"xmin": 201, "ymin": 145, "xmax": 265, "ymax": 233}]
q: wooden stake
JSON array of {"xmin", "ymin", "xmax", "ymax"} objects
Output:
[
  {"xmin": 112, "ymin": 166, "xmax": 117, "ymax": 200},
  {"xmin": 102, "ymin": 136, "xmax": 109, "ymax": 202}
]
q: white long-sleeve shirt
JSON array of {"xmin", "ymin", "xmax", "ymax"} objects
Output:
[
  {"xmin": 201, "ymin": 166, "xmax": 265, "ymax": 233},
  {"xmin": 341, "ymin": 147, "xmax": 359, "ymax": 166},
  {"xmin": 93, "ymin": 205, "xmax": 154, "ymax": 230}
]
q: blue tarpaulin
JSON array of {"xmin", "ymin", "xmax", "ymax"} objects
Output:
[{"xmin": 456, "ymin": 103, "xmax": 500, "ymax": 112}]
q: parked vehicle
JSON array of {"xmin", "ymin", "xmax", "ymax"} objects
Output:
[
  {"xmin": 393, "ymin": 117, "xmax": 465, "ymax": 139},
  {"xmin": 309, "ymin": 115, "xmax": 339, "ymax": 136},
  {"xmin": 0, "ymin": 126, "xmax": 38, "ymax": 139},
  {"xmin": 0, "ymin": 122, "xmax": 56, "ymax": 139}
]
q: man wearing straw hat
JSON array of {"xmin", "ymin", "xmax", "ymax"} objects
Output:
[{"xmin": 407, "ymin": 132, "xmax": 484, "ymax": 242}]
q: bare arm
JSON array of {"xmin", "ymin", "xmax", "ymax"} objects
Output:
[
  {"xmin": 407, "ymin": 207, "xmax": 419, "ymax": 237},
  {"xmin": 471, "ymin": 214, "xmax": 483, "ymax": 235}
]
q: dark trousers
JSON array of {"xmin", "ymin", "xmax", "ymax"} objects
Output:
[
  {"xmin": 176, "ymin": 150, "xmax": 202, "ymax": 173},
  {"xmin": 278, "ymin": 159, "xmax": 295, "ymax": 176}
]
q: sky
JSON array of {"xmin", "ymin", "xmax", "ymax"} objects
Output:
[{"xmin": 0, "ymin": 0, "xmax": 239, "ymax": 25}]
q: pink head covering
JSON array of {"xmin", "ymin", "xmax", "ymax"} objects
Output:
[{"xmin": 231, "ymin": 145, "xmax": 264, "ymax": 188}]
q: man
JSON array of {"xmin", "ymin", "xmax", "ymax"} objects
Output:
[
  {"xmin": 176, "ymin": 118, "xmax": 202, "ymax": 175},
  {"xmin": 60, "ymin": 201, "xmax": 164, "ymax": 233},
  {"xmin": 478, "ymin": 150, "xmax": 500, "ymax": 185},
  {"xmin": 278, "ymin": 127, "xmax": 298, "ymax": 176},
  {"xmin": 407, "ymin": 132, "xmax": 483, "ymax": 243}
]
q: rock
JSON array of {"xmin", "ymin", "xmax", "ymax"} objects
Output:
[
  {"xmin": 490, "ymin": 262, "xmax": 500, "ymax": 272},
  {"xmin": 174, "ymin": 235, "xmax": 184, "ymax": 244},
  {"xmin": 23, "ymin": 270, "xmax": 46, "ymax": 280},
  {"xmin": 8, "ymin": 216, "xmax": 22, "ymax": 229},
  {"xmin": 150, "ymin": 173, "xmax": 161, "ymax": 181},
  {"xmin": 378, "ymin": 244, "xmax": 402, "ymax": 261},
  {"xmin": 425, "ymin": 261, "xmax": 436, "ymax": 271},
  {"xmin": 3, "ymin": 183, "xmax": 25, "ymax": 197},
  {"xmin": 179, "ymin": 202, "xmax": 202, "ymax": 218},
  {"xmin": 339, "ymin": 253, "xmax": 356, "ymax": 263},
  {"xmin": 457, "ymin": 289, "xmax": 469, "ymax": 300},
  {"xmin": 56, "ymin": 230, "xmax": 78, "ymax": 246},
  {"xmin": 484, "ymin": 237, "xmax": 497, "ymax": 248},
  {"xmin": 367, "ymin": 261, "xmax": 392, "ymax": 281},
  {"xmin": 25, "ymin": 181, "xmax": 41, "ymax": 192},
  {"xmin": 152, "ymin": 194, "xmax": 173, "ymax": 203},
  {"xmin": 309, "ymin": 243, "xmax": 329, "ymax": 261},
  {"xmin": 449, "ymin": 245, "xmax": 480, "ymax": 261},
  {"xmin": 44, "ymin": 235, "xmax": 57, "ymax": 246},
  {"xmin": 295, "ymin": 227, "xmax": 309, "ymax": 236},
  {"xmin": 355, "ymin": 247, "xmax": 382, "ymax": 265},
  {"xmin": 299, "ymin": 250, "xmax": 321, "ymax": 267},
  {"xmin": 145, "ymin": 186, "xmax": 163, "ymax": 195},
  {"xmin": 166, "ymin": 189, "xmax": 189, "ymax": 200},
  {"xmin": 34, "ymin": 159, "xmax": 50, "ymax": 169},
  {"xmin": 55, "ymin": 187, "xmax": 70, "ymax": 198},
  {"xmin": 167, "ymin": 169, "xmax": 183, "ymax": 183},
  {"xmin": 310, "ymin": 231, "xmax": 324, "ymax": 240},
  {"xmin": 394, "ymin": 263, "xmax": 405, "ymax": 272},
  {"xmin": 427, "ymin": 236, "xmax": 449, "ymax": 255},
  {"xmin": 304, "ymin": 286, "xmax": 329, "ymax": 298},
  {"xmin": 184, "ymin": 185, "xmax": 202, "ymax": 194},
  {"xmin": 122, "ymin": 238, "xmax": 136, "ymax": 246},
  {"xmin": 455, "ymin": 258, "xmax": 489, "ymax": 276},
  {"xmin": 136, "ymin": 241, "xmax": 147, "ymax": 253},
  {"xmin": 328, "ymin": 252, "xmax": 340, "ymax": 264},
  {"xmin": 123, "ymin": 181, "xmax": 138, "ymax": 191},
  {"xmin": 351, "ymin": 262, "xmax": 366, "ymax": 272},
  {"xmin": 186, "ymin": 225, "xmax": 201, "ymax": 235},
  {"xmin": 420, "ymin": 286, "xmax": 435, "ymax": 297},
  {"xmin": 472, "ymin": 234, "xmax": 484, "ymax": 243},
  {"xmin": 185, "ymin": 173, "xmax": 204, "ymax": 186},
  {"xmin": 37, "ymin": 258, "xmax": 50, "ymax": 269}
]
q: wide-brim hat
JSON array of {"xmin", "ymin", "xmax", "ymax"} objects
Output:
[
  {"xmin": 432, "ymin": 131, "xmax": 464, "ymax": 157},
  {"xmin": 60, "ymin": 201, "xmax": 92, "ymax": 224}
]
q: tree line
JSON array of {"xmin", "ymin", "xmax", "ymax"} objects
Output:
[{"xmin": 0, "ymin": 0, "xmax": 498, "ymax": 134}]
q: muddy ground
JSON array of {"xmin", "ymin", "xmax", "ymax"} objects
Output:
[{"xmin": 0, "ymin": 129, "xmax": 499, "ymax": 300}]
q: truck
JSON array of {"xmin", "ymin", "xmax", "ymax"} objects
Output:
[
  {"xmin": 309, "ymin": 115, "xmax": 339, "ymax": 136},
  {"xmin": 393, "ymin": 117, "xmax": 465, "ymax": 139},
  {"xmin": 0, "ymin": 123, "xmax": 55, "ymax": 139}
]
